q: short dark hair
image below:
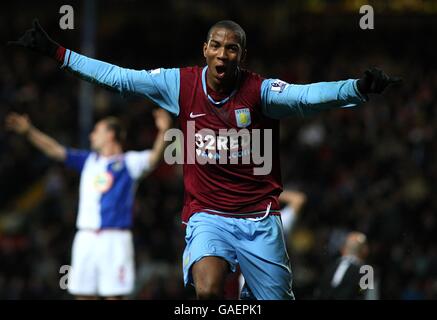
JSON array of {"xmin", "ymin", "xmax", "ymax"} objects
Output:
[
  {"xmin": 103, "ymin": 116, "xmax": 126, "ymax": 144},
  {"xmin": 206, "ymin": 20, "xmax": 246, "ymax": 49}
]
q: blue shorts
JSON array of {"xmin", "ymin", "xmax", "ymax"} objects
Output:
[{"xmin": 182, "ymin": 212, "xmax": 294, "ymax": 300}]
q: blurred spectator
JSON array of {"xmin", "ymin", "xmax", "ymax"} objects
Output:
[{"xmin": 314, "ymin": 231, "xmax": 372, "ymax": 299}]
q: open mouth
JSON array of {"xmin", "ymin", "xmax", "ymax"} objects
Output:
[{"xmin": 215, "ymin": 65, "xmax": 227, "ymax": 78}]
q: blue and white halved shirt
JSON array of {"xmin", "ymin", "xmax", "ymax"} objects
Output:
[{"xmin": 65, "ymin": 149, "xmax": 152, "ymax": 230}]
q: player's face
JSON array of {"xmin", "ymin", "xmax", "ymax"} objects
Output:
[
  {"xmin": 90, "ymin": 121, "xmax": 113, "ymax": 152},
  {"xmin": 203, "ymin": 28, "xmax": 245, "ymax": 90}
]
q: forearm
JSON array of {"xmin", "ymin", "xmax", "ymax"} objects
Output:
[
  {"xmin": 148, "ymin": 130, "xmax": 169, "ymax": 169},
  {"xmin": 279, "ymin": 191, "xmax": 306, "ymax": 214},
  {"xmin": 61, "ymin": 50, "xmax": 181, "ymax": 115},
  {"xmin": 262, "ymin": 79, "xmax": 367, "ymax": 119},
  {"xmin": 294, "ymin": 80, "xmax": 365, "ymax": 114},
  {"xmin": 62, "ymin": 49, "xmax": 138, "ymax": 93},
  {"xmin": 26, "ymin": 126, "xmax": 66, "ymax": 161}
]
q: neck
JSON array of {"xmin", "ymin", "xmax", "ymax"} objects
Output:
[
  {"xmin": 343, "ymin": 254, "xmax": 362, "ymax": 264},
  {"xmin": 98, "ymin": 143, "xmax": 122, "ymax": 157}
]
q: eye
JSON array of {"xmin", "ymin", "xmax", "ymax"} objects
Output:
[
  {"xmin": 228, "ymin": 46, "xmax": 238, "ymax": 53},
  {"xmin": 210, "ymin": 42, "xmax": 220, "ymax": 49}
]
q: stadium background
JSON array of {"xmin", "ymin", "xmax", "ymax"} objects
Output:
[{"xmin": 0, "ymin": 0, "xmax": 436, "ymax": 299}]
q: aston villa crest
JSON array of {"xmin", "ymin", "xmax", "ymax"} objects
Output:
[{"xmin": 235, "ymin": 108, "xmax": 251, "ymax": 128}]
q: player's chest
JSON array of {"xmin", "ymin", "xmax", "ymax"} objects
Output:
[
  {"xmin": 81, "ymin": 158, "xmax": 126, "ymax": 193},
  {"xmin": 185, "ymin": 95, "xmax": 263, "ymax": 131}
]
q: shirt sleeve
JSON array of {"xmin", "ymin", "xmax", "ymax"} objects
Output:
[
  {"xmin": 125, "ymin": 150, "xmax": 153, "ymax": 180},
  {"xmin": 62, "ymin": 50, "xmax": 180, "ymax": 115},
  {"xmin": 260, "ymin": 78, "xmax": 368, "ymax": 119},
  {"xmin": 64, "ymin": 148, "xmax": 91, "ymax": 172}
]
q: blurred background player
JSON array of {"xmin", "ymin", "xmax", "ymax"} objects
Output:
[
  {"xmin": 5, "ymin": 110, "xmax": 172, "ymax": 299},
  {"xmin": 9, "ymin": 19, "xmax": 400, "ymax": 300},
  {"xmin": 314, "ymin": 231, "xmax": 371, "ymax": 300},
  {"xmin": 278, "ymin": 189, "xmax": 307, "ymax": 236}
]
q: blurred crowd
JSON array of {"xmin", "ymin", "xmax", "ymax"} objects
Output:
[{"xmin": 0, "ymin": 0, "xmax": 436, "ymax": 299}]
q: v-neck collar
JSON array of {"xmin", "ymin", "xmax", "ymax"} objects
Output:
[{"xmin": 202, "ymin": 66, "xmax": 240, "ymax": 106}]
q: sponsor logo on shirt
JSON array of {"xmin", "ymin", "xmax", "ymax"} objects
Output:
[
  {"xmin": 164, "ymin": 122, "xmax": 274, "ymax": 175},
  {"xmin": 94, "ymin": 172, "xmax": 114, "ymax": 193}
]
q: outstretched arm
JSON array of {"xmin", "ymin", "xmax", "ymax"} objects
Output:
[
  {"xmin": 261, "ymin": 68, "xmax": 401, "ymax": 119},
  {"xmin": 61, "ymin": 51, "xmax": 180, "ymax": 115},
  {"xmin": 5, "ymin": 113, "xmax": 66, "ymax": 161},
  {"xmin": 9, "ymin": 19, "xmax": 180, "ymax": 115}
]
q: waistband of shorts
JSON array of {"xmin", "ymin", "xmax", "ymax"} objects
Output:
[{"xmin": 197, "ymin": 208, "xmax": 281, "ymax": 219}]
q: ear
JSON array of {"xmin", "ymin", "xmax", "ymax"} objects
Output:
[
  {"xmin": 108, "ymin": 130, "xmax": 116, "ymax": 143},
  {"xmin": 203, "ymin": 42, "xmax": 208, "ymax": 58},
  {"xmin": 240, "ymin": 48, "xmax": 247, "ymax": 63}
]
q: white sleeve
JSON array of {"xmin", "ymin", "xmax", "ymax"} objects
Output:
[{"xmin": 125, "ymin": 150, "xmax": 153, "ymax": 179}]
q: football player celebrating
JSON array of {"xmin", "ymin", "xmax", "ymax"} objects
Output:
[{"xmin": 9, "ymin": 19, "xmax": 400, "ymax": 299}]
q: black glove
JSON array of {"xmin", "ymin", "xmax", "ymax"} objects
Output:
[
  {"xmin": 357, "ymin": 67, "xmax": 402, "ymax": 95},
  {"xmin": 8, "ymin": 19, "xmax": 61, "ymax": 60}
]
